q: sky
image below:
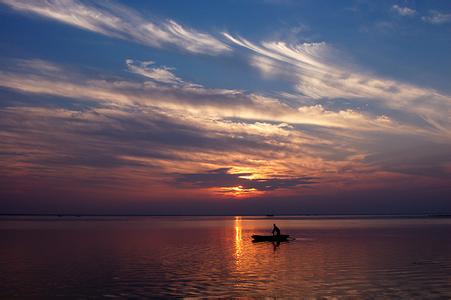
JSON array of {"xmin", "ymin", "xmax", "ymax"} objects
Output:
[{"xmin": 0, "ymin": 0, "xmax": 450, "ymax": 215}]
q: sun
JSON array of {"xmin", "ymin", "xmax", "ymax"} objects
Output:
[{"xmin": 219, "ymin": 185, "xmax": 263, "ymax": 198}]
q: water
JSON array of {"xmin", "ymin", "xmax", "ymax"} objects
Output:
[{"xmin": 1, "ymin": 216, "xmax": 451, "ymax": 298}]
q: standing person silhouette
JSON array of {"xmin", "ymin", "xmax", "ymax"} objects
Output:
[{"xmin": 272, "ymin": 224, "xmax": 281, "ymax": 236}]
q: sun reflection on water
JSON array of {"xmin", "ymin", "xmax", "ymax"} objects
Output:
[{"xmin": 234, "ymin": 216, "xmax": 242, "ymax": 260}]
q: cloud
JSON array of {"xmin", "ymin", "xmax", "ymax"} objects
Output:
[
  {"xmin": 0, "ymin": 0, "xmax": 230, "ymax": 55},
  {"xmin": 0, "ymin": 99, "xmax": 330, "ymax": 201},
  {"xmin": 1, "ymin": 3, "xmax": 451, "ymax": 210},
  {"xmin": 15, "ymin": 59, "xmax": 63, "ymax": 74},
  {"xmin": 175, "ymin": 167, "xmax": 316, "ymax": 193},
  {"xmin": 223, "ymin": 33, "xmax": 451, "ymax": 139},
  {"xmin": 422, "ymin": 10, "xmax": 451, "ymax": 24},
  {"xmin": 0, "ymin": 58, "xmax": 423, "ymax": 135},
  {"xmin": 223, "ymin": 33, "xmax": 432, "ymax": 102},
  {"xmin": 126, "ymin": 59, "xmax": 185, "ymax": 85},
  {"xmin": 364, "ymin": 143, "xmax": 451, "ymax": 178},
  {"xmin": 391, "ymin": 5, "xmax": 416, "ymax": 17},
  {"xmin": 1, "ymin": 57, "xmax": 451, "ymax": 202}
]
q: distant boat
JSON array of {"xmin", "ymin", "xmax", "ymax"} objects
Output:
[
  {"xmin": 252, "ymin": 234, "xmax": 290, "ymax": 242},
  {"xmin": 266, "ymin": 214, "xmax": 274, "ymax": 217}
]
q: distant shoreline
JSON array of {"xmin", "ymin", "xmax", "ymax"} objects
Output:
[{"xmin": 1, "ymin": 213, "xmax": 450, "ymax": 218}]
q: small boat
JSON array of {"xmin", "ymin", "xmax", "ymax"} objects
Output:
[{"xmin": 252, "ymin": 234, "xmax": 290, "ymax": 242}]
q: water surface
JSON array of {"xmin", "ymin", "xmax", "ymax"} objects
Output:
[{"xmin": 1, "ymin": 216, "xmax": 451, "ymax": 298}]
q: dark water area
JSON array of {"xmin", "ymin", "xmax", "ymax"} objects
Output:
[{"xmin": 1, "ymin": 216, "xmax": 451, "ymax": 298}]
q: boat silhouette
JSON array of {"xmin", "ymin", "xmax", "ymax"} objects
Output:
[{"xmin": 252, "ymin": 234, "xmax": 290, "ymax": 242}]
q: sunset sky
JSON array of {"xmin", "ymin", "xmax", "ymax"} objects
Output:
[{"xmin": 1, "ymin": 0, "xmax": 450, "ymax": 214}]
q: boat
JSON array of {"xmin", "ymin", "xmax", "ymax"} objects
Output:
[{"xmin": 252, "ymin": 234, "xmax": 290, "ymax": 242}]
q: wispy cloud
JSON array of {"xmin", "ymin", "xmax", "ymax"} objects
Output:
[
  {"xmin": 223, "ymin": 33, "xmax": 434, "ymax": 102},
  {"xmin": 126, "ymin": 59, "xmax": 185, "ymax": 85},
  {"xmin": 223, "ymin": 33, "xmax": 451, "ymax": 139},
  {"xmin": 0, "ymin": 58, "xmax": 416, "ymax": 134},
  {"xmin": 1, "ymin": 58, "xmax": 450, "ymax": 202},
  {"xmin": 422, "ymin": 10, "xmax": 451, "ymax": 24},
  {"xmin": 0, "ymin": 0, "xmax": 230, "ymax": 55},
  {"xmin": 391, "ymin": 5, "xmax": 416, "ymax": 17}
]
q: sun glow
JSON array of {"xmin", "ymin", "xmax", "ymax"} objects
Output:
[
  {"xmin": 229, "ymin": 167, "xmax": 263, "ymax": 180},
  {"xmin": 220, "ymin": 185, "xmax": 262, "ymax": 198}
]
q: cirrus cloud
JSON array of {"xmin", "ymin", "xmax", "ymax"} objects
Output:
[
  {"xmin": 0, "ymin": 0, "xmax": 231, "ymax": 55},
  {"xmin": 391, "ymin": 5, "xmax": 416, "ymax": 17},
  {"xmin": 422, "ymin": 10, "xmax": 451, "ymax": 24},
  {"xmin": 223, "ymin": 33, "xmax": 451, "ymax": 139}
]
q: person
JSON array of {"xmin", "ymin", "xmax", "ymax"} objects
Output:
[{"xmin": 272, "ymin": 223, "xmax": 281, "ymax": 236}]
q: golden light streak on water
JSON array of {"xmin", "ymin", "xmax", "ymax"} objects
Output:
[{"xmin": 234, "ymin": 216, "xmax": 243, "ymax": 260}]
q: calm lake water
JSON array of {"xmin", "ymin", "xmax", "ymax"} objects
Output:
[{"xmin": 1, "ymin": 216, "xmax": 451, "ymax": 298}]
